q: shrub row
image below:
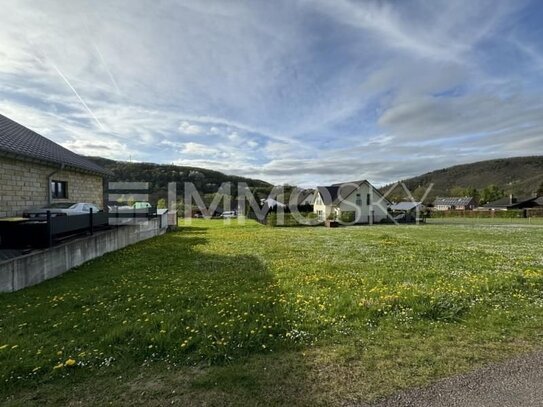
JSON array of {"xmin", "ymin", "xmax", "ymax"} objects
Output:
[
  {"xmin": 267, "ymin": 212, "xmax": 320, "ymax": 227},
  {"xmin": 429, "ymin": 210, "xmax": 525, "ymax": 218}
]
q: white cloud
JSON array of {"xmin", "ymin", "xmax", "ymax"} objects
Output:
[
  {"xmin": 180, "ymin": 142, "xmax": 216, "ymax": 156},
  {"xmin": 309, "ymin": 0, "xmax": 517, "ymax": 63},
  {"xmin": 0, "ymin": 0, "xmax": 540, "ymax": 186},
  {"xmin": 61, "ymin": 139, "xmax": 130, "ymax": 160},
  {"xmin": 179, "ymin": 121, "xmax": 204, "ymax": 135}
]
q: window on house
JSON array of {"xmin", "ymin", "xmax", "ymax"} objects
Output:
[
  {"xmin": 51, "ymin": 180, "xmax": 67, "ymax": 199},
  {"xmin": 366, "ymin": 193, "xmax": 371, "ymax": 205},
  {"xmin": 356, "ymin": 193, "xmax": 362, "ymax": 205}
]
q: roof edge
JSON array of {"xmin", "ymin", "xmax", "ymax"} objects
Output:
[{"xmin": 0, "ymin": 150, "xmax": 113, "ymax": 177}]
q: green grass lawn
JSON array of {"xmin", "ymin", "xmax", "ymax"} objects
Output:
[{"xmin": 1, "ymin": 219, "xmax": 542, "ymax": 405}]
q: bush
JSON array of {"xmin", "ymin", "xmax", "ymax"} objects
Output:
[
  {"xmin": 267, "ymin": 212, "xmax": 320, "ymax": 227},
  {"xmin": 429, "ymin": 210, "xmax": 524, "ymax": 219},
  {"xmin": 339, "ymin": 211, "xmax": 355, "ymax": 223}
]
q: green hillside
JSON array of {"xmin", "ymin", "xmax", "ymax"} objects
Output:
[
  {"xmin": 88, "ymin": 156, "xmax": 273, "ymax": 204},
  {"xmin": 89, "ymin": 155, "xmax": 543, "ymax": 206},
  {"xmin": 382, "ymin": 156, "xmax": 543, "ymax": 204}
]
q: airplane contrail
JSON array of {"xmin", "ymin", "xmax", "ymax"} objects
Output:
[
  {"xmin": 48, "ymin": 61, "xmax": 107, "ymax": 131},
  {"xmin": 91, "ymin": 41, "xmax": 121, "ymax": 95},
  {"xmin": 80, "ymin": 17, "xmax": 121, "ymax": 95}
]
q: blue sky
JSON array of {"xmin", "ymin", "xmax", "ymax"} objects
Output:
[{"xmin": 1, "ymin": 0, "xmax": 542, "ymax": 186}]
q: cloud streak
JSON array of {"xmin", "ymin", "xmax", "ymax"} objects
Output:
[
  {"xmin": 0, "ymin": 0, "xmax": 541, "ymax": 186},
  {"xmin": 46, "ymin": 59, "xmax": 107, "ymax": 132}
]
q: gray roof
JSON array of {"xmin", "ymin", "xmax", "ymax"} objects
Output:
[
  {"xmin": 0, "ymin": 113, "xmax": 112, "ymax": 176},
  {"xmin": 483, "ymin": 195, "xmax": 538, "ymax": 209},
  {"xmin": 292, "ymin": 188, "xmax": 314, "ymax": 205},
  {"xmin": 390, "ymin": 201, "xmax": 423, "ymax": 211},
  {"xmin": 317, "ymin": 185, "xmax": 341, "ymax": 205},
  {"xmin": 317, "ymin": 180, "xmax": 389, "ymax": 205},
  {"xmin": 262, "ymin": 198, "xmax": 287, "ymax": 208},
  {"xmin": 433, "ymin": 197, "xmax": 474, "ymax": 206}
]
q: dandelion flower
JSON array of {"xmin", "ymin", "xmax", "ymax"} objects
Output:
[{"xmin": 64, "ymin": 358, "xmax": 76, "ymax": 367}]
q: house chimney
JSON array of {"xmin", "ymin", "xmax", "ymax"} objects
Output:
[{"xmin": 509, "ymin": 194, "xmax": 514, "ymax": 205}]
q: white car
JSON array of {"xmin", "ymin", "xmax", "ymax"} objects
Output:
[
  {"xmin": 220, "ymin": 211, "xmax": 237, "ymax": 218},
  {"xmin": 23, "ymin": 202, "xmax": 101, "ymax": 218}
]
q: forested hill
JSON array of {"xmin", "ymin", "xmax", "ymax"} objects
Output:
[
  {"xmin": 381, "ymin": 156, "xmax": 543, "ymax": 203},
  {"xmin": 88, "ymin": 156, "xmax": 273, "ymax": 203},
  {"xmin": 89, "ymin": 155, "xmax": 543, "ymax": 206}
]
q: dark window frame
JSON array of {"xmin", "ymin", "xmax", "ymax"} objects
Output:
[
  {"xmin": 355, "ymin": 193, "xmax": 362, "ymax": 206},
  {"xmin": 51, "ymin": 180, "xmax": 68, "ymax": 199}
]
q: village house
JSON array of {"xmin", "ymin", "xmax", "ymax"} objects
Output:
[
  {"xmin": 482, "ymin": 194, "xmax": 543, "ymax": 211},
  {"xmin": 390, "ymin": 201, "xmax": 424, "ymax": 222},
  {"xmin": 294, "ymin": 189, "xmax": 315, "ymax": 207},
  {"xmin": 0, "ymin": 113, "xmax": 112, "ymax": 218},
  {"xmin": 433, "ymin": 196, "xmax": 476, "ymax": 211},
  {"xmin": 313, "ymin": 180, "xmax": 389, "ymax": 223}
]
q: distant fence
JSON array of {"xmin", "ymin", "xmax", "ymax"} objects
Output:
[{"xmin": 429, "ymin": 209, "xmax": 543, "ymax": 219}]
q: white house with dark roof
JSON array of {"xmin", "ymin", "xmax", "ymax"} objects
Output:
[
  {"xmin": 0, "ymin": 113, "xmax": 112, "ymax": 218},
  {"xmin": 313, "ymin": 180, "xmax": 390, "ymax": 224}
]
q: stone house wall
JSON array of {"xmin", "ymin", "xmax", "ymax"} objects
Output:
[{"xmin": 0, "ymin": 155, "xmax": 104, "ymax": 217}]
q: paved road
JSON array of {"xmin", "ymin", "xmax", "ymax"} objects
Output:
[{"xmin": 369, "ymin": 352, "xmax": 543, "ymax": 407}]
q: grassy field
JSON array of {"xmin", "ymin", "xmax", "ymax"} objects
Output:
[{"xmin": 1, "ymin": 219, "xmax": 542, "ymax": 405}]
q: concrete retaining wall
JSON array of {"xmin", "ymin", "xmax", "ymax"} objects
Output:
[{"xmin": 0, "ymin": 218, "xmax": 166, "ymax": 293}]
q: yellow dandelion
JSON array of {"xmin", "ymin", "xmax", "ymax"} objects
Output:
[{"xmin": 64, "ymin": 358, "xmax": 76, "ymax": 367}]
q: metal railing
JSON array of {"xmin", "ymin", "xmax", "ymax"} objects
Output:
[{"xmin": 0, "ymin": 207, "xmax": 158, "ymax": 249}]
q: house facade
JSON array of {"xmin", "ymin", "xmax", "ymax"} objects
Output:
[
  {"xmin": 0, "ymin": 113, "xmax": 112, "ymax": 218},
  {"xmin": 313, "ymin": 180, "xmax": 389, "ymax": 224},
  {"xmin": 389, "ymin": 201, "xmax": 424, "ymax": 223},
  {"xmin": 433, "ymin": 197, "xmax": 476, "ymax": 211}
]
